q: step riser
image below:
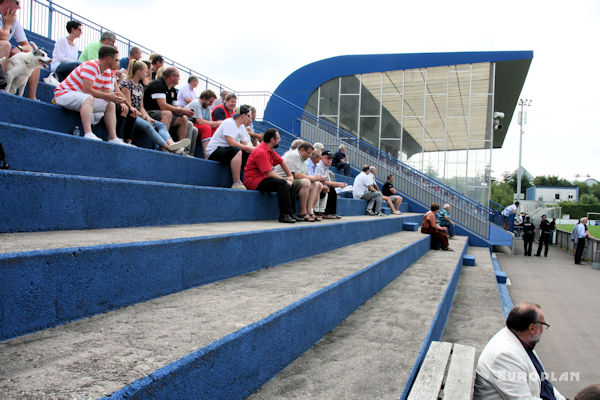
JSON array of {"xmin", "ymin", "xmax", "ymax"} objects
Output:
[
  {"xmin": 0, "ymin": 123, "xmax": 232, "ymax": 187},
  {"xmin": 1, "ymin": 216, "xmax": 422, "ymax": 341},
  {"xmin": 102, "ymin": 236, "xmax": 431, "ymax": 400},
  {"xmin": 0, "ymin": 170, "xmax": 392, "ymax": 233},
  {"xmin": 400, "ymin": 240, "xmax": 469, "ymax": 399}
]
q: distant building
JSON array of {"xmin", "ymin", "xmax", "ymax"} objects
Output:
[
  {"xmin": 584, "ymin": 178, "xmax": 598, "ymax": 187},
  {"xmin": 526, "ymin": 186, "xmax": 578, "ymax": 203}
]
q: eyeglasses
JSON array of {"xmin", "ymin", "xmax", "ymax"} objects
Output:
[
  {"xmin": 11, "ymin": 0, "xmax": 20, "ymax": 5},
  {"xmin": 535, "ymin": 321, "xmax": 550, "ymax": 329}
]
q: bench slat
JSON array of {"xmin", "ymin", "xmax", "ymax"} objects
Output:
[
  {"xmin": 443, "ymin": 343, "xmax": 476, "ymax": 400},
  {"xmin": 408, "ymin": 341, "xmax": 452, "ymax": 400}
]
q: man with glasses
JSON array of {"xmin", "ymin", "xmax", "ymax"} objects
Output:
[
  {"xmin": 79, "ymin": 31, "xmax": 116, "ymax": 62},
  {"xmin": 474, "ymin": 302, "xmax": 565, "ymax": 399},
  {"xmin": 0, "ymin": 0, "xmax": 42, "ymax": 99},
  {"xmin": 53, "ymin": 45, "xmax": 128, "ymax": 144}
]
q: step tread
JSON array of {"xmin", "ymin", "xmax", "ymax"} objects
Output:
[
  {"xmin": 250, "ymin": 237, "xmax": 468, "ymax": 400},
  {"xmin": 0, "ymin": 214, "xmax": 421, "ymax": 254},
  {"xmin": 0, "ymin": 230, "xmax": 426, "ymax": 399}
]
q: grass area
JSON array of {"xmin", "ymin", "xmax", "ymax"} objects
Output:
[{"xmin": 557, "ymin": 224, "xmax": 600, "ymax": 238}]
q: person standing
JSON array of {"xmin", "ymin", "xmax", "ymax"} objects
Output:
[
  {"xmin": 574, "ymin": 217, "xmax": 591, "ymax": 264},
  {"xmin": 522, "ymin": 216, "xmax": 535, "ymax": 256},
  {"xmin": 535, "ymin": 215, "xmax": 551, "ymax": 257},
  {"xmin": 501, "ymin": 201, "xmax": 520, "ymax": 230}
]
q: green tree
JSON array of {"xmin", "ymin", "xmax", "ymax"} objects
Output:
[
  {"xmin": 533, "ymin": 175, "xmax": 572, "ymax": 187},
  {"xmin": 591, "ymin": 184, "xmax": 600, "ymax": 202},
  {"xmin": 502, "ymin": 171, "xmax": 532, "ymax": 196},
  {"xmin": 491, "ymin": 181, "xmax": 514, "ymax": 206},
  {"xmin": 580, "ymin": 194, "xmax": 600, "ymax": 205}
]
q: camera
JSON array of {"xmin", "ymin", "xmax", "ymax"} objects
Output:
[{"xmin": 493, "ymin": 111, "xmax": 505, "ymax": 119}]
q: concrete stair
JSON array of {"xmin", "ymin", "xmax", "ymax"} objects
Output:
[{"xmin": 0, "ymin": 229, "xmax": 435, "ymax": 399}]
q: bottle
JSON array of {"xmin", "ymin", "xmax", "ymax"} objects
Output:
[{"xmin": 72, "ymin": 126, "xmax": 80, "ymax": 136}]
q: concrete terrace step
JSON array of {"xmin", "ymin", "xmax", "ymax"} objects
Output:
[
  {"xmin": 0, "ymin": 214, "xmax": 423, "ymax": 340},
  {"xmin": 0, "ymin": 122, "xmax": 232, "ymax": 187},
  {"xmin": 0, "ymin": 230, "xmax": 430, "ymax": 399},
  {"xmin": 0, "ymin": 169, "xmax": 398, "ymax": 233},
  {"xmin": 249, "ymin": 237, "xmax": 469, "ymax": 400}
]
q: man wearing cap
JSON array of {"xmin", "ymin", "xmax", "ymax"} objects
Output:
[
  {"xmin": 317, "ymin": 150, "xmax": 346, "ymax": 218},
  {"xmin": 205, "ymin": 105, "xmax": 254, "ymax": 189},
  {"xmin": 535, "ymin": 215, "xmax": 551, "ymax": 257},
  {"xmin": 244, "ymin": 128, "xmax": 297, "ymax": 223}
]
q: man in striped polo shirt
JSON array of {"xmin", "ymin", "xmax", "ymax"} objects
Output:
[{"xmin": 54, "ymin": 45, "xmax": 127, "ymax": 144}]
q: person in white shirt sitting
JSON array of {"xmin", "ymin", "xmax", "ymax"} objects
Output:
[
  {"xmin": 51, "ymin": 20, "xmax": 83, "ymax": 82},
  {"xmin": 176, "ymin": 75, "xmax": 198, "ymax": 107},
  {"xmin": 353, "ymin": 165, "xmax": 383, "ymax": 216}
]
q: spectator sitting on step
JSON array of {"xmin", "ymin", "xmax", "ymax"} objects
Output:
[
  {"xmin": 51, "ymin": 20, "xmax": 83, "ymax": 82},
  {"xmin": 246, "ymin": 106, "xmax": 263, "ymax": 146},
  {"xmin": 143, "ymin": 67, "xmax": 194, "ymax": 143},
  {"xmin": 148, "ymin": 54, "xmax": 164, "ymax": 80},
  {"xmin": 205, "ymin": 105, "xmax": 254, "ymax": 190},
  {"xmin": 316, "ymin": 149, "xmax": 346, "ymax": 219},
  {"xmin": 79, "ymin": 31, "xmax": 116, "ymax": 62},
  {"xmin": 244, "ymin": 128, "xmax": 297, "ymax": 223},
  {"xmin": 474, "ymin": 302, "xmax": 566, "ymax": 400},
  {"xmin": 0, "ymin": 0, "xmax": 42, "ymax": 99},
  {"xmin": 368, "ymin": 166, "xmax": 397, "ymax": 215},
  {"xmin": 275, "ymin": 141, "xmax": 323, "ymax": 222},
  {"xmin": 288, "ymin": 139, "xmax": 304, "ymax": 151},
  {"xmin": 420, "ymin": 203, "xmax": 451, "ymax": 250},
  {"xmin": 313, "ymin": 142, "xmax": 324, "ymax": 151},
  {"xmin": 306, "ymin": 149, "xmax": 329, "ymax": 219},
  {"xmin": 353, "ymin": 165, "xmax": 383, "ymax": 216},
  {"xmin": 211, "ymin": 92, "xmax": 236, "ymax": 132},
  {"xmin": 332, "ymin": 144, "xmax": 351, "ymax": 176},
  {"xmin": 119, "ymin": 46, "xmax": 141, "ymax": 70},
  {"xmin": 176, "ymin": 75, "xmax": 198, "ymax": 107},
  {"xmin": 53, "ymin": 45, "xmax": 128, "ymax": 144},
  {"xmin": 119, "ymin": 60, "xmax": 190, "ymax": 152},
  {"xmin": 211, "ymin": 90, "xmax": 228, "ymax": 111},
  {"xmin": 141, "ymin": 60, "xmax": 152, "ymax": 86},
  {"xmin": 437, "ymin": 203, "xmax": 455, "ymax": 238},
  {"xmin": 187, "ymin": 89, "xmax": 221, "ymax": 158},
  {"xmin": 381, "ymin": 175, "xmax": 403, "ymax": 215}
]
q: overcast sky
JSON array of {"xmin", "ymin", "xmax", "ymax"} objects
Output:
[{"xmin": 50, "ymin": 0, "xmax": 599, "ymax": 182}]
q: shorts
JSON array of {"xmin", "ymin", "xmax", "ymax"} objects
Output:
[
  {"xmin": 54, "ymin": 91, "xmax": 109, "ymax": 125},
  {"xmin": 208, "ymin": 146, "xmax": 240, "ymax": 164},
  {"xmin": 292, "ymin": 178, "xmax": 306, "ymax": 191},
  {"xmin": 388, "ymin": 195, "xmax": 402, "ymax": 201},
  {"xmin": 194, "ymin": 123, "xmax": 213, "ymax": 142}
]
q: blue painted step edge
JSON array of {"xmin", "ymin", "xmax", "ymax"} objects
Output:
[
  {"xmin": 0, "ymin": 215, "xmax": 422, "ymax": 341},
  {"xmin": 101, "ymin": 236, "xmax": 431, "ymax": 400},
  {"xmin": 0, "ymin": 122, "xmax": 232, "ymax": 187}
]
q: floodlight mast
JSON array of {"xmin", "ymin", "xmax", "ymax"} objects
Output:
[{"xmin": 517, "ymin": 98, "xmax": 532, "ymax": 200}]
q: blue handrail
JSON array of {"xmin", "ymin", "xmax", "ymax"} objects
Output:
[{"xmin": 263, "ymin": 91, "xmax": 493, "ymax": 213}]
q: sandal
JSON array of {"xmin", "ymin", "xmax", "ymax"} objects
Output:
[
  {"xmin": 310, "ymin": 213, "xmax": 322, "ymax": 221},
  {"xmin": 298, "ymin": 213, "xmax": 316, "ymax": 222}
]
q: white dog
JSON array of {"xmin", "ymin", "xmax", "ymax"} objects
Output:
[{"xmin": 0, "ymin": 42, "xmax": 51, "ymax": 97}]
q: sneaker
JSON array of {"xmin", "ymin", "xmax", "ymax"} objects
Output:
[
  {"xmin": 393, "ymin": 210, "xmax": 402, "ymax": 215},
  {"xmin": 174, "ymin": 148, "xmax": 186, "ymax": 155},
  {"xmin": 365, "ymin": 209, "xmax": 375, "ymax": 216},
  {"xmin": 376, "ymin": 211, "xmax": 386, "ymax": 216},
  {"xmin": 108, "ymin": 137, "xmax": 130, "ymax": 146},
  {"xmin": 168, "ymin": 138, "xmax": 191, "ymax": 152},
  {"xmin": 231, "ymin": 181, "xmax": 247, "ymax": 190},
  {"xmin": 83, "ymin": 132, "xmax": 101, "ymax": 141}
]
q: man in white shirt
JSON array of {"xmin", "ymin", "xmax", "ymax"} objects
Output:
[
  {"xmin": 274, "ymin": 141, "xmax": 323, "ymax": 222},
  {"xmin": 573, "ymin": 217, "xmax": 592, "ymax": 264},
  {"xmin": 205, "ymin": 105, "xmax": 254, "ymax": 189},
  {"xmin": 353, "ymin": 165, "xmax": 383, "ymax": 216},
  {"xmin": 475, "ymin": 302, "xmax": 565, "ymax": 400},
  {"xmin": 176, "ymin": 75, "xmax": 198, "ymax": 107},
  {"xmin": 306, "ymin": 149, "xmax": 329, "ymax": 218},
  {"xmin": 501, "ymin": 201, "xmax": 520, "ymax": 230}
]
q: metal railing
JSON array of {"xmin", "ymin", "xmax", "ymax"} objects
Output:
[
  {"xmin": 555, "ymin": 229, "xmax": 600, "ymax": 268},
  {"xmin": 239, "ymin": 91, "xmax": 491, "ymax": 239},
  {"xmin": 16, "ymin": 0, "xmax": 234, "ymax": 94}
]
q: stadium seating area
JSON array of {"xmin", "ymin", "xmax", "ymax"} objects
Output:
[{"xmin": 0, "ymin": 18, "xmax": 501, "ymax": 400}]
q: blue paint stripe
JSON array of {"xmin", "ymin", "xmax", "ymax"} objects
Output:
[
  {"xmin": 101, "ymin": 236, "xmax": 430, "ymax": 400},
  {"xmin": 401, "ymin": 240, "xmax": 469, "ymax": 399},
  {"xmin": 492, "ymin": 257, "xmax": 514, "ymax": 318}
]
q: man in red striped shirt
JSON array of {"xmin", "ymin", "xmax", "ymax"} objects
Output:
[{"xmin": 53, "ymin": 45, "xmax": 126, "ymax": 144}]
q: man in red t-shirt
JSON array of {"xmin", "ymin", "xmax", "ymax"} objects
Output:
[{"xmin": 244, "ymin": 128, "xmax": 297, "ymax": 223}]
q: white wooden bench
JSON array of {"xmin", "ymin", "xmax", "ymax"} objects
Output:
[{"xmin": 408, "ymin": 341, "xmax": 476, "ymax": 400}]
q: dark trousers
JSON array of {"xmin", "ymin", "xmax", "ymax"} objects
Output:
[
  {"xmin": 257, "ymin": 178, "xmax": 293, "ymax": 217},
  {"xmin": 324, "ymin": 188, "xmax": 338, "ymax": 215},
  {"xmin": 116, "ymin": 104, "xmax": 136, "ymax": 141},
  {"xmin": 536, "ymin": 233, "xmax": 550, "ymax": 256},
  {"xmin": 335, "ymin": 162, "xmax": 351, "ymax": 177},
  {"xmin": 575, "ymin": 238, "xmax": 586, "ymax": 264},
  {"xmin": 523, "ymin": 237, "xmax": 534, "ymax": 256},
  {"xmin": 55, "ymin": 61, "xmax": 81, "ymax": 82}
]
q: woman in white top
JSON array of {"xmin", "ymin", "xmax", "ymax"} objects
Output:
[{"xmin": 51, "ymin": 20, "xmax": 82, "ymax": 81}]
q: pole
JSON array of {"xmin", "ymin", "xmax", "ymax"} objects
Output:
[{"xmin": 516, "ymin": 100, "xmax": 524, "ymax": 199}]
